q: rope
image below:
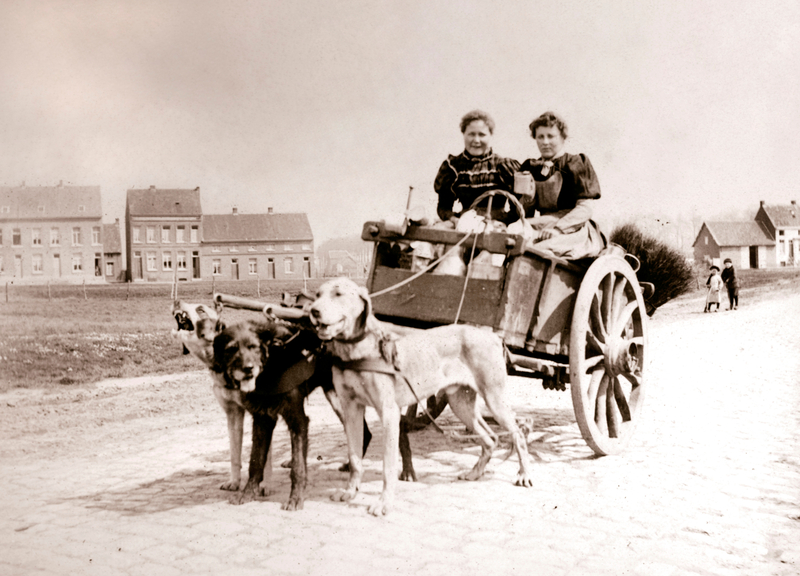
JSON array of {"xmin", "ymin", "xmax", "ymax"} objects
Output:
[{"xmin": 453, "ymin": 229, "xmax": 480, "ymax": 325}]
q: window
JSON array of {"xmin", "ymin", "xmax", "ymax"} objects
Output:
[
  {"xmin": 248, "ymin": 258, "xmax": 257, "ymax": 275},
  {"xmin": 94, "ymin": 254, "xmax": 102, "ymax": 276},
  {"xmin": 302, "ymin": 244, "xmax": 312, "ymax": 251},
  {"xmin": 212, "ymin": 259, "xmax": 221, "ymax": 275},
  {"xmin": 146, "ymin": 252, "xmax": 156, "ymax": 271},
  {"xmin": 92, "ymin": 227, "xmax": 101, "ymax": 245},
  {"xmin": 38, "ymin": 205, "xmax": 45, "ymax": 213},
  {"xmin": 303, "ymin": 256, "xmax": 311, "ymax": 278},
  {"xmin": 50, "ymin": 228, "xmax": 60, "ymax": 245},
  {"xmin": 267, "ymin": 258, "xmax": 275, "ymax": 279},
  {"xmin": 284, "ymin": 257, "xmax": 294, "ymax": 274},
  {"xmin": 176, "ymin": 226, "xmax": 185, "ymax": 243},
  {"xmin": 229, "ymin": 246, "xmax": 239, "ymax": 252},
  {"xmin": 162, "ymin": 252, "xmax": 173, "ymax": 270},
  {"xmin": 704, "ymin": 236, "xmax": 708, "ymax": 245},
  {"xmin": 72, "ymin": 227, "xmax": 82, "ymax": 246},
  {"xmin": 0, "ymin": 206, "xmax": 9, "ymax": 213},
  {"xmin": 146, "ymin": 226, "xmax": 155, "ymax": 243},
  {"xmin": 161, "ymin": 226, "xmax": 170, "ymax": 243},
  {"xmin": 72, "ymin": 254, "xmax": 83, "ymax": 272},
  {"xmin": 248, "ymin": 246, "xmax": 257, "ymax": 252},
  {"xmin": 32, "ymin": 229, "xmax": 41, "ymax": 246},
  {"xmin": 779, "ymin": 230, "xmax": 785, "ymax": 236},
  {"xmin": 177, "ymin": 251, "xmax": 187, "ymax": 270},
  {"xmin": 284, "ymin": 244, "xmax": 293, "ymax": 251},
  {"xmin": 78, "ymin": 205, "xmax": 85, "ymax": 212},
  {"xmin": 13, "ymin": 229, "xmax": 21, "ymax": 245},
  {"xmin": 32, "ymin": 254, "xmax": 43, "ymax": 274},
  {"xmin": 105, "ymin": 262, "xmax": 114, "ymax": 276},
  {"xmin": 212, "ymin": 246, "xmax": 220, "ymax": 253},
  {"xmin": 190, "ymin": 226, "xmax": 198, "ymax": 243},
  {"xmin": 266, "ymin": 244, "xmax": 275, "ymax": 252},
  {"xmin": 132, "ymin": 227, "xmax": 141, "ymax": 244}
]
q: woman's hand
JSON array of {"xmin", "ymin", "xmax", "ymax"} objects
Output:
[{"xmin": 536, "ymin": 228, "xmax": 559, "ymax": 241}]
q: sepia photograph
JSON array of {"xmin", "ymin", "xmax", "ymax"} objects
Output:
[{"xmin": 1, "ymin": 1, "xmax": 798, "ymax": 575}]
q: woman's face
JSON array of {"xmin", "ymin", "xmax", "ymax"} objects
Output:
[
  {"xmin": 535, "ymin": 125, "xmax": 565, "ymax": 160},
  {"xmin": 463, "ymin": 120, "xmax": 492, "ymax": 156}
]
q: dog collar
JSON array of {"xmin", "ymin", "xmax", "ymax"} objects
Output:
[{"xmin": 333, "ymin": 357, "xmax": 398, "ymax": 375}]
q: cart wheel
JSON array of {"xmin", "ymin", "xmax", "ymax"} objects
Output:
[{"xmin": 569, "ymin": 255, "xmax": 647, "ymax": 455}]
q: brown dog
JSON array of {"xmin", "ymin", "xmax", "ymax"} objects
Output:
[
  {"xmin": 172, "ymin": 300, "xmax": 374, "ymax": 508},
  {"xmin": 309, "ymin": 277, "xmax": 533, "ymax": 516},
  {"xmin": 172, "ymin": 301, "xmax": 261, "ymax": 491}
]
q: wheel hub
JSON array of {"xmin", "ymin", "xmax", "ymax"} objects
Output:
[{"xmin": 605, "ymin": 336, "xmax": 638, "ymax": 376}]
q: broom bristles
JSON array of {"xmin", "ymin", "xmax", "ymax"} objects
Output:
[{"xmin": 609, "ymin": 223, "xmax": 694, "ymax": 315}]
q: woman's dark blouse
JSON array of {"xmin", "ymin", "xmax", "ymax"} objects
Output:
[
  {"xmin": 519, "ymin": 153, "xmax": 601, "ymax": 214},
  {"xmin": 434, "ymin": 150, "xmax": 520, "ymax": 222}
]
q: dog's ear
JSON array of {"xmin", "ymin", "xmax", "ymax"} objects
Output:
[{"xmin": 357, "ymin": 285, "xmax": 372, "ymax": 333}]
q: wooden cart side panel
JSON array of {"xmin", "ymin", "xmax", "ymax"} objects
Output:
[
  {"xmin": 495, "ymin": 255, "xmax": 546, "ymax": 348},
  {"xmin": 528, "ymin": 265, "xmax": 581, "ymax": 355},
  {"xmin": 369, "ymin": 266, "xmax": 503, "ymax": 326}
]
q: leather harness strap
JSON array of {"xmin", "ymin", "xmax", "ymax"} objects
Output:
[{"xmin": 333, "ymin": 357, "xmax": 445, "ymax": 434}]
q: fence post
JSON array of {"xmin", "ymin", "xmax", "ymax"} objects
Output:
[
  {"xmin": 83, "ymin": 279, "xmax": 87, "ymax": 300},
  {"xmin": 126, "ymin": 281, "xmax": 130, "ymax": 300},
  {"xmin": 257, "ymin": 275, "xmax": 260, "ymax": 298},
  {"xmin": 48, "ymin": 281, "xmax": 51, "ymax": 301}
]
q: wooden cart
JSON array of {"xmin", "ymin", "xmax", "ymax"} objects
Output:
[{"xmin": 360, "ymin": 192, "xmax": 648, "ymax": 456}]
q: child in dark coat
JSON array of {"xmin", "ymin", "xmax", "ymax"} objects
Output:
[{"xmin": 721, "ymin": 258, "xmax": 739, "ymax": 310}]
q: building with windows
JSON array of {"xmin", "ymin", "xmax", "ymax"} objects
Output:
[
  {"xmin": 201, "ymin": 207, "xmax": 314, "ymax": 280},
  {"xmin": 0, "ymin": 183, "xmax": 107, "ymax": 283},
  {"xmin": 693, "ymin": 200, "xmax": 798, "ymax": 269},
  {"xmin": 125, "ymin": 187, "xmax": 203, "ymax": 282},
  {"xmin": 755, "ymin": 200, "xmax": 800, "ymax": 267},
  {"xmin": 103, "ymin": 219, "xmax": 124, "ymax": 282}
]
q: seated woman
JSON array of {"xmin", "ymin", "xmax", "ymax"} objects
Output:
[
  {"xmin": 434, "ymin": 110, "xmax": 520, "ymax": 225},
  {"xmin": 519, "ymin": 111, "xmax": 606, "ymax": 260}
]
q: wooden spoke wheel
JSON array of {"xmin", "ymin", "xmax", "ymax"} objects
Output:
[{"xmin": 569, "ymin": 255, "xmax": 648, "ymax": 455}]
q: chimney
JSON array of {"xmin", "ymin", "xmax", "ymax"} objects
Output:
[
  {"xmin": 232, "ymin": 206, "xmax": 238, "ymax": 215},
  {"xmin": 792, "ymin": 200, "xmax": 797, "ymax": 207},
  {"xmin": 759, "ymin": 200, "xmax": 765, "ymax": 208},
  {"xmin": 58, "ymin": 180, "xmax": 63, "ymax": 187},
  {"xmin": 149, "ymin": 185, "xmax": 155, "ymax": 190},
  {"xmin": 268, "ymin": 207, "xmax": 274, "ymax": 214},
  {"xmin": 115, "ymin": 218, "xmax": 119, "ymax": 224}
]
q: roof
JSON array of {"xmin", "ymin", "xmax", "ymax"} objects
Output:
[
  {"xmin": 126, "ymin": 188, "xmax": 202, "ymax": 217},
  {"xmin": 202, "ymin": 213, "xmax": 313, "ymax": 243},
  {"xmin": 0, "ymin": 185, "xmax": 102, "ymax": 220},
  {"xmin": 697, "ymin": 221, "xmax": 774, "ymax": 247},
  {"xmin": 103, "ymin": 221, "xmax": 122, "ymax": 253},
  {"xmin": 760, "ymin": 202, "xmax": 800, "ymax": 229}
]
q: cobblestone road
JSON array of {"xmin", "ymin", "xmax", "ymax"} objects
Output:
[{"xmin": 2, "ymin": 292, "xmax": 799, "ymax": 575}]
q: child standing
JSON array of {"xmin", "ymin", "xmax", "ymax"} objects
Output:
[
  {"xmin": 721, "ymin": 258, "xmax": 739, "ymax": 310},
  {"xmin": 705, "ymin": 265, "xmax": 723, "ymax": 312}
]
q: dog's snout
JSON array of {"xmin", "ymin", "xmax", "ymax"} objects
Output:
[{"xmin": 310, "ymin": 307, "xmax": 320, "ymax": 319}]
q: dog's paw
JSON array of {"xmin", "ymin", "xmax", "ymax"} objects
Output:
[
  {"xmin": 281, "ymin": 497, "xmax": 304, "ymax": 511},
  {"xmin": 219, "ymin": 479, "xmax": 241, "ymax": 491},
  {"xmin": 515, "ymin": 473, "xmax": 533, "ymax": 488},
  {"xmin": 331, "ymin": 489, "xmax": 357, "ymax": 503},
  {"xmin": 398, "ymin": 469, "xmax": 417, "ymax": 482},
  {"xmin": 368, "ymin": 498, "xmax": 392, "ymax": 517},
  {"xmin": 233, "ymin": 480, "xmax": 270, "ymax": 505},
  {"xmin": 458, "ymin": 469, "xmax": 484, "ymax": 482}
]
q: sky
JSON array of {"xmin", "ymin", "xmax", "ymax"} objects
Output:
[{"xmin": 1, "ymin": 0, "xmax": 798, "ymax": 245}]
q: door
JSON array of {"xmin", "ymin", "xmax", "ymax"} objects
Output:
[
  {"xmin": 749, "ymin": 246, "xmax": 758, "ymax": 269},
  {"xmin": 14, "ymin": 255, "xmax": 22, "ymax": 277},
  {"xmin": 231, "ymin": 258, "xmax": 239, "ymax": 280},
  {"xmin": 133, "ymin": 251, "xmax": 143, "ymax": 279},
  {"xmin": 53, "ymin": 254, "xmax": 61, "ymax": 277},
  {"xmin": 192, "ymin": 251, "xmax": 200, "ymax": 279}
]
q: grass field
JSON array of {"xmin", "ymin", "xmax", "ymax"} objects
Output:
[
  {"xmin": 1, "ymin": 267, "xmax": 798, "ymax": 393},
  {"xmin": 0, "ymin": 278, "xmax": 332, "ymax": 392}
]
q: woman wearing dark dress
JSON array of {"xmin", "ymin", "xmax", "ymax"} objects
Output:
[
  {"xmin": 434, "ymin": 110, "xmax": 520, "ymax": 225},
  {"xmin": 519, "ymin": 111, "xmax": 605, "ymax": 259}
]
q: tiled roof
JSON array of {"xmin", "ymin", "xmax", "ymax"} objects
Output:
[
  {"xmin": 701, "ymin": 221, "xmax": 774, "ymax": 247},
  {"xmin": 761, "ymin": 203, "xmax": 800, "ymax": 228},
  {"xmin": 103, "ymin": 221, "xmax": 122, "ymax": 253},
  {"xmin": 0, "ymin": 186, "xmax": 102, "ymax": 220},
  {"xmin": 202, "ymin": 213, "xmax": 313, "ymax": 242},
  {"xmin": 127, "ymin": 188, "xmax": 202, "ymax": 217}
]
